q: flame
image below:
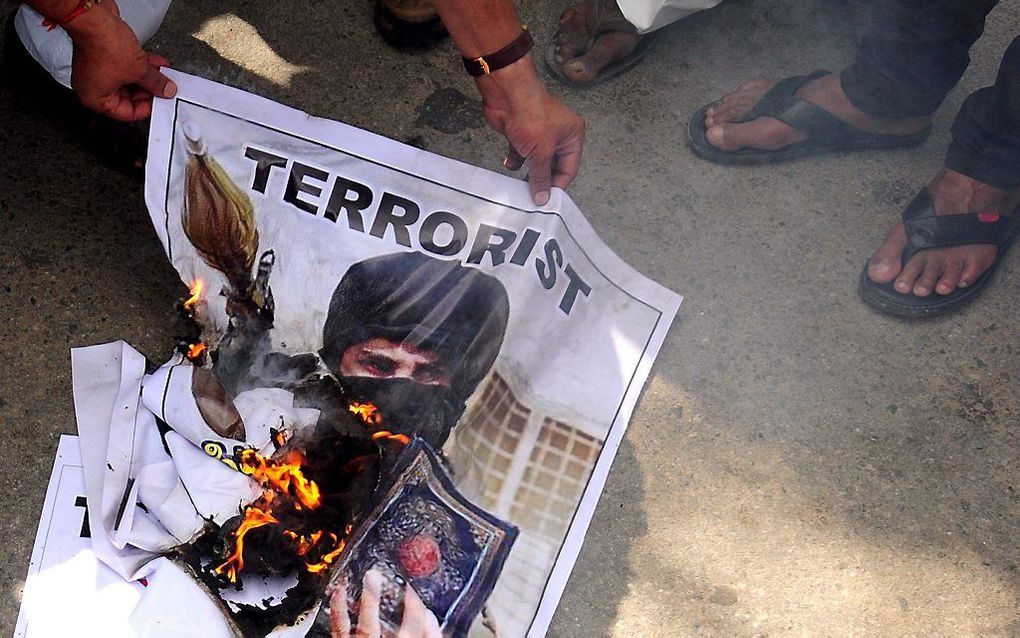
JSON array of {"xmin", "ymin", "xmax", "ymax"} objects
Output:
[
  {"xmin": 214, "ymin": 507, "xmax": 277, "ymax": 582},
  {"xmin": 218, "ymin": 450, "xmax": 355, "ymax": 584},
  {"xmin": 186, "ymin": 342, "xmax": 207, "ymax": 361},
  {"xmin": 183, "ymin": 279, "xmax": 204, "ymax": 312},
  {"xmin": 371, "ymin": 431, "xmax": 410, "ymax": 446},
  {"xmin": 239, "ymin": 448, "xmax": 321, "ymax": 510},
  {"xmin": 348, "ymin": 402, "xmax": 381, "ymax": 426},
  {"xmin": 306, "ymin": 524, "xmax": 353, "ymax": 573}
]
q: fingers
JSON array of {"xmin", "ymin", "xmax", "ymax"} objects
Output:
[
  {"xmin": 527, "ymin": 151, "xmax": 553, "ymax": 207},
  {"xmin": 147, "ymin": 53, "xmax": 171, "ymax": 69},
  {"xmin": 329, "ymin": 579, "xmax": 352, "ymax": 637},
  {"xmin": 137, "ymin": 60, "xmax": 177, "ymax": 100},
  {"xmin": 503, "ymin": 145, "xmax": 525, "ymax": 171},
  {"xmin": 356, "ymin": 570, "xmax": 384, "ymax": 637},
  {"xmin": 95, "ymin": 91, "xmax": 149, "ymax": 122},
  {"xmin": 395, "ymin": 585, "xmax": 441, "ymax": 638},
  {"xmin": 551, "ymin": 145, "xmax": 583, "ymax": 191}
]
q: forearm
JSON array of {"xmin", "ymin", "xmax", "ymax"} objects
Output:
[
  {"xmin": 417, "ymin": 0, "xmax": 586, "ymax": 203},
  {"xmin": 431, "ymin": 0, "xmax": 523, "ymax": 58},
  {"xmin": 432, "ymin": 0, "xmax": 547, "ymax": 117},
  {"xmin": 21, "ymin": 0, "xmax": 119, "ymax": 41}
]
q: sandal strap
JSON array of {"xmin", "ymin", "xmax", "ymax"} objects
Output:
[
  {"xmin": 901, "ymin": 189, "xmax": 1019, "ymax": 262},
  {"xmin": 742, "ymin": 70, "xmax": 875, "ymax": 144},
  {"xmin": 743, "ymin": 70, "xmax": 829, "ymax": 122}
]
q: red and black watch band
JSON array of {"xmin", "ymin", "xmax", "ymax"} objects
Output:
[{"xmin": 462, "ymin": 27, "xmax": 534, "ymax": 77}]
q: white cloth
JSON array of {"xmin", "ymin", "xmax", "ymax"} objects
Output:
[
  {"xmin": 617, "ymin": 0, "xmax": 721, "ymax": 33},
  {"xmin": 14, "ymin": 0, "xmax": 171, "ymax": 88}
]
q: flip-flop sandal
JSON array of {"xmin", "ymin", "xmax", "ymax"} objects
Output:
[
  {"xmin": 688, "ymin": 70, "xmax": 932, "ymax": 165},
  {"xmin": 858, "ymin": 189, "xmax": 1020, "ymax": 318},
  {"xmin": 544, "ymin": 0, "xmax": 659, "ymax": 87}
]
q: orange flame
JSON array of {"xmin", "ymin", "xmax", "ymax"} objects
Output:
[
  {"xmin": 218, "ymin": 450, "xmax": 355, "ymax": 584},
  {"xmin": 183, "ymin": 279, "xmax": 204, "ymax": 312},
  {"xmin": 371, "ymin": 431, "xmax": 411, "ymax": 446},
  {"xmin": 348, "ymin": 402, "xmax": 382, "ymax": 426},
  {"xmin": 186, "ymin": 342, "xmax": 207, "ymax": 361},
  {"xmin": 214, "ymin": 507, "xmax": 277, "ymax": 582},
  {"xmin": 306, "ymin": 524, "xmax": 353, "ymax": 573},
  {"xmin": 239, "ymin": 449, "xmax": 321, "ymax": 510}
]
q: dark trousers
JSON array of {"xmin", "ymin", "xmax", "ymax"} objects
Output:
[{"xmin": 839, "ymin": 0, "xmax": 1020, "ymax": 190}]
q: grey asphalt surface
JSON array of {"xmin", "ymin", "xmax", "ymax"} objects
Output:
[{"xmin": 2, "ymin": 0, "xmax": 1020, "ymax": 635}]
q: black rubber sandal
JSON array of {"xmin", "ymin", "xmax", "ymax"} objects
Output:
[
  {"xmin": 858, "ymin": 190, "xmax": 1020, "ymax": 318},
  {"xmin": 544, "ymin": 0, "xmax": 658, "ymax": 87},
  {"xmin": 688, "ymin": 70, "xmax": 932, "ymax": 165}
]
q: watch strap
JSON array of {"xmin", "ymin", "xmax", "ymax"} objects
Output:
[{"xmin": 462, "ymin": 27, "xmax": 534, "ymax": 77}]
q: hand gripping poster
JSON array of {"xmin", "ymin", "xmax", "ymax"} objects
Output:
[{"xmin": 61, "ymin": 71, "xmax": 681, "ymax": 638}]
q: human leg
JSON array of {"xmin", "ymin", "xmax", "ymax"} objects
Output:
[
  {"xmin": 861, "ymin": 35, "xmax": 1020, "ymax": 316},
  {"xmin": 692, "ymin": 0, "xmax": 998, "ymax": 159},
  {"xmin": 548, "ymin": 0, "xmax": 719, "ymax": 86}
]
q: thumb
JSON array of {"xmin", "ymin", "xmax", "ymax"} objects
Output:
[
  {"xmin": 137, "ymin": 62, "xmax": 177, "ymax": 99},
  {"xmin": 527, "ymin": 150, "xmax": 553, "ymax": 207}
]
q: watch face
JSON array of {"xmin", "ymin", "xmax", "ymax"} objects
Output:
[{"xmin": 311, "ymin": 439, "xmax": 517, "ymax": 637}]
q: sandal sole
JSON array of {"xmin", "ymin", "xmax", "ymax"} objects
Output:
[{"xmin": 857, "ymin": 206, "xmax": 1020, "ymax": 318}]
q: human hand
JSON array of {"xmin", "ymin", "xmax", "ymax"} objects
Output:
[
  {"xmin": 65, "ymin": 0, "xmax": 176, "ymax": 121},
  {"xmin": 474, "ymin": 56, "xmax": 585, "ymax": 207},
  {"xmin": 329, "ymin": 569, "xmax": 442, "ymax": 638}
]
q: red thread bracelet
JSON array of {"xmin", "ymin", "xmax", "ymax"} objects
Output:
[{"xmin": 41, "ymin": 0, "xmax": 104, "ymax": 32}]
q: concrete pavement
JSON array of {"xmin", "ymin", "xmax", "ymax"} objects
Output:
[{"xmin": 2, "ymin": 0, "xmax": 1019, "ymax": 634}]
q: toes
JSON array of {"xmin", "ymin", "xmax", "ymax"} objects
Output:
[
  {"xmin": 893, "ymin": 254, "xmax": 926, "ymax": 294},
  {"xmin": 705, "ymin": 79, "xmax": 774, "ymax": 127},
  {"xmin": 959, "ymin": 250, "xmax": 996, "ymax": 288},
  {"xmin": 553, "ymin": 4, "xmax": 593, "ymax": 62},
  {"xmin": 867, "ymin": 223, "xmax": 908, "ymax": 283},
  {"xmin": 737, "ymin": 79, "xmax": 771, "ymax": 93},
  {"xmin": 959, "ymin": 259, "xmax": 981, "ymax": 288},
  {"xmin": 708, "ymin": 98, "xmax": 755, "ymax": 126},
  {"xmin": 935, "ymin": 259, "xmax": 963, "ymax": 295},
  {"xmin": 886, "ymin": 245, "xmax": 997, "ymax": 297},
  {"xmin": 557, "ymin": 6, "xmax": 578, "ymax": 24},
  {"xmin": 562, "ymin": 31, "xmax": 639, "ymax": 84},
  {"xmin": 912, "ymin": 257, "xmax": 943, "ymax": 297},
  {"xmin": 705, "ymin": 117, "xmax": 803, "ymax": 152}
]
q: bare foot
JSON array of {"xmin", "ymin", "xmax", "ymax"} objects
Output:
[
  {"xmin": 704, "ymin": 73, "xmax": 931, "ymax": 152},
  {"xmin": 866, "ymin": 168, "xmax": 1020, "ymax": 297},
  {"xmin": 551, "ymin": 0, "xmax": 643, "ymax": 85}
]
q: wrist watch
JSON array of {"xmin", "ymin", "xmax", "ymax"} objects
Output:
[{"xmin": 462, "ymin": 27, "xmax": 534, "ymax": 77}]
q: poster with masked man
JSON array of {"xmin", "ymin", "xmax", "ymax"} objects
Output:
[{"xmin": 51, "ymin": 70, "xmax": 681, "ymax": 638}]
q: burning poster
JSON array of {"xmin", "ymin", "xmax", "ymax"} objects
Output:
[{"xmin": 64, "ymin": 70, "xmax": 681, "ymax": 637}]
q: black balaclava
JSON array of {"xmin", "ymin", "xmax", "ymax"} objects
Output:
[{"xmin": 318, "ymin": 251, "xmax": 510, "ymax": 447}]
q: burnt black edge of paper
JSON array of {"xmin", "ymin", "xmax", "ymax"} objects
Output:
[{"xmin": 161, "ymin": 97, "xmax": 668, "ymax": 634}]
